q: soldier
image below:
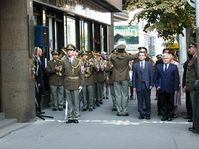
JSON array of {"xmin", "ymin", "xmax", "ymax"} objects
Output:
[
  {"xmin": 110, "ymin": 44, "xmax": 136, "ymax": 116},
  {"xmin": 63, "ymin": 44, "xmax": 83, "ymax": 124},
  {"xmin": 46, "ymin": 50, "xmax": 64, "ymax": 111},
  {"xmin": 95, "ymin": 52, "xmax": 106, "ymax": 106},
  {"xmin": 81, "ymin": 51, "xmax": 95, "ymax": 111}
]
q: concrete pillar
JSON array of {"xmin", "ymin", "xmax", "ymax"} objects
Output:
[{"xmin": 0, "ymin": 0, "xmax": 35, "ymax": 122}]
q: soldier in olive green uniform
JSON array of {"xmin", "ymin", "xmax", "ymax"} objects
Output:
[
  {"xmin": 95, "ymin": 53, "xmax": 106, "ymax": 105},
  {"xmin": 46, "ymin": 50, "xmax": 64, "ymax": 111},
  {"xmin": 81, "ymin": 52, "xmax": 95, "ymax": 111},
  {"xmin": 110, "ymin": 44, "xmax": 136, "ymax": 116},
  {"xmin": 63, "ymin": 44, "xmax": 83, "ymax": 124}
]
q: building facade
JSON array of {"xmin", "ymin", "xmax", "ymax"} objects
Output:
[{"xmin": 0, "ymin": 0, "xmax": 122, "ymax": 122}]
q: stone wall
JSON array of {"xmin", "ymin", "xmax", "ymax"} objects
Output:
[{"xmin": 0, "ymin": 0, "xmax": 35, "ymax": 122}]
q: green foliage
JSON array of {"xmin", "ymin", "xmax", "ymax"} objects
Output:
[{"xmin": 126, "ymin": 0, "xmax": 196, "ymax": 41}]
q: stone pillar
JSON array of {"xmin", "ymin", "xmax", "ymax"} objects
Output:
[{"xmin": 0, "ymin": 0, "xmax": 35, "ymax": 122}]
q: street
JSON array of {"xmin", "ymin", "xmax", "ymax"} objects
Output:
[{"xmin": 0, "ymin": 94, "xmax": 198, "ymax": 149}]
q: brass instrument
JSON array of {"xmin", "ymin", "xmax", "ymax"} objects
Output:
[
  {"xmin": 55, "ymin": 59, "xmax": 63, "ymax": 77},
  {"xmin": 58, "ymin": 48, "xmax": 68, "ymax": 60},
  {"xmin": 84, "ymin": 58, "xmax": 94, "ymax": 78}
]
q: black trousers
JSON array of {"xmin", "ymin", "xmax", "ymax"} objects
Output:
[
  {"xmin": 185, "ymin": 91, "xmax": 192, "ymax": 117},
  {"xmin": 159, "ymin": 92, "xmax": 174, "ymax": 118},
  {"xmin": 35, "ymin": 84, "xmax": 42, "ymax": 113},
  {"xmin": 136, "ymin": 83, "xmax": 151, "ymax": 116}
]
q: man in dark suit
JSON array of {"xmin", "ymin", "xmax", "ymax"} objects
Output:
[
  {"xmin": 31, "ymin": 47, "xmax": 45, "ymax": 115},
  {"xmin": 133, "ymin": 51, "xmax": 153, "ymax": 119},
  {"xmin": 155, "ymin": 53, "xmax": 180, "ymax": 121}
]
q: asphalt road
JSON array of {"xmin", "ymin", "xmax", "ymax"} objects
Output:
[{"xmin": 0, "ymin": 95, "xmax": 198, "ymax": 149}]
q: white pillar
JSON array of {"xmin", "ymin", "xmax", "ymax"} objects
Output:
[{"xmin": 179, "ymin": 29, "xmax": 187, "ymax": 64}]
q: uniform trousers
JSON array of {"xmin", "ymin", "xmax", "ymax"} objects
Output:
[
  {"xmin": 114, "ymin": 80, "xmax": 129, "ymax": 114},
  {"xmin": 65, "ymin": 89, "xmax": 80, "ymax": 120},
  {"xmin": 50, "ymin": 85, "xmax": 64, "ymax": 108},
  {"xmin": 82, "ymin": 85, "xmax": 94, "ymax": 109}
]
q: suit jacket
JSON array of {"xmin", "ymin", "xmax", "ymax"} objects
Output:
[
  {"xmin": 63, "ymin": 57, "xmax": 83, "ymax": 90},
  {"xmin": 155, "ymin": 63, "xmax": 179, "ymax": 93},
  {"xmin": 110, "ymin": 52, "xmax": 136, "ymax": 81},
  {"xmin": 32, "ymin": 56, "xmax": 44, "ymax": 87},
  {"xmin": 132, "ymin": 61, "xmax": 153, "ymax": 91}
]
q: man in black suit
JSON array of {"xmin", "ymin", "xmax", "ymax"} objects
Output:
[
  {"xmin": 32, "ymin": 47, "xmax": 45, "ymax": 115},
  {"xmin": 155, "ymin": 53, "xmax": 180, "ymax": 121},
  {"xmin": 133, "ymin": 51, "xmax": 153, "ymax": 119}
]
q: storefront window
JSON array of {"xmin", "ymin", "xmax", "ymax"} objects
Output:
[
  {"xmin": 67, "ymin": 17, "xmax": 76, "ymax": 46},
  {"xmin": 80, "ymin": 20, "xmax": 89, "ymax": 51}
]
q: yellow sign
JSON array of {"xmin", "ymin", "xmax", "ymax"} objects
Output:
[{"xmin": 166, "ymin": 42, "xmax": 179, "ymax": 49}]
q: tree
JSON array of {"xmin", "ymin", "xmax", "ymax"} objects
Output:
[{"xmin": 125, "ymin": 0, "xmax": 195, "ymax": 41}]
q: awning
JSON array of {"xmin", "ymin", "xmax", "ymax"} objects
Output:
[{"xmin": 92, "ymin": 0, "xmax": 122, "ymax": 12}]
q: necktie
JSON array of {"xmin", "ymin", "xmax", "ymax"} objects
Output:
[
  {"xmin": 140, "ymin": 62, "xmax": 144, "ymax": 70},
  {"xmin": 164, "ymin": 64, "xmax": 167, "ymax": 71}
]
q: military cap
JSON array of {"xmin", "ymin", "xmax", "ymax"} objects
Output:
[
  {"xmin": 82, "ymin": 51, "xmax": 88, "ymax": 56},
  {"xmin": 66, "ymin": 44, "xmax": 76, "ymax": 51},
  {"xmin": 117, "ymin": 44, "xmax": 126, "ymax": 50},
  {"xmin": 51, "ymin": 50, "xmax": 59, "ymax": 55}
]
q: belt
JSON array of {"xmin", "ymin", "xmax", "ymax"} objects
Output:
[{"xmin": 66, "ymin": 76, "xmax": 79, "ymax": 80}]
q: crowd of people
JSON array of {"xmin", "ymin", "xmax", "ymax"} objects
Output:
[{"xmin": 31, "ymin": 43, "xmax": 199, "ymax": 134}]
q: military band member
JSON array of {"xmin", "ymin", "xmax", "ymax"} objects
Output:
[
  {"xmin": 110, "ymin": 44, "xmax": 136, "ymax": 116},
  {"xmin": 95, "ymin": 52, "xmax": 106, "ymax": 105},
  {"xmin": 63, "ymin": 44, "xmax": 83, "ymax": 124},
  {"xmin": 81, "ymin": 51, "xmax": 95, "ymax": 111},
  {"xmin": 46, "ymin": 50, "xmax": 64, "ymax": 111}
]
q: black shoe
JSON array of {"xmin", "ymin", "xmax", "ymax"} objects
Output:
[
  {"xmin": 58, "ymin": 108, "xmax": 63, "ymax": 111},
  {"xmin": 167, "ymin": 117, "xmax": 172, "ymax": 121},
  {"xmin": 123, "ymin": 113, "xmax": 129, "ymax": 116},
  {"xmin": 117, "ymin": 113, "xmax": 122, "ymax": 116},
  {"xmin": 73, "ymin": 120, "xmax": 79, "ymax": 123},
  {"xmin": 95, "ymin": 102, "xmax": 100, "ymax": 107},
  {"xmin": 112, "ymin": 107, "xmax": 117, "ymax": 111},
  {"xmin": 188, "ymin": 119, "xmax": 193, "ymax": 122},
  {"xmin": 192, "ymin": 129, "xmax": 199, "ymax": 134},
  {"xmin": 161, "ymin": 117, "xmax": 168, "ymax": 121},
  {"xmin": 189, "ymin": 127, "xmax": 195, "ymax": 131},
  {"xmin": 52, "ymin": 108, "xmax": 57, "ymax": 111},
  {"xmin": 66, "ymin": 120, "xmax": 73, "ymax": 124},
  {"xmin": 146, "ymin": 116, "xmax": 151, "ymax": 120},
  {"xmin": 89, "ymin": 108, "xmax": 93, "ymax": 111},
  {"xmin": 99, "ymin": 100, "xmax": 103, "ymax": 104},
  {"xmin": 139, "ymin": 115, "xmax": 144, "ymax": 119}
]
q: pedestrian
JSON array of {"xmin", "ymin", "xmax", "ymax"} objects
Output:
[
  {"xmin": 132, "ymin": 51, "xmax": 153, "ymax": 119},
  {"xmin": 155, "ymin": 53, "xmax": 180, "ymax": 121}
]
